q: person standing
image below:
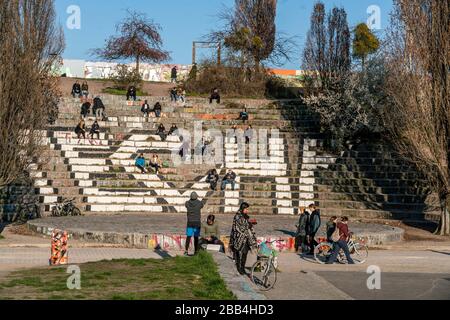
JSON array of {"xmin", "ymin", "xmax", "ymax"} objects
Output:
[
  {"xmin": 127, "ymin": 86, "xmax": 137, "ymax": 101},
  {"xmin": 184, "ymin": 192, "xmax": 204, "ymax": 256},
  {"xmin": 229, "ymin": 202, "xmax": 257, "ymax": 275},
  {"xmin": 93, "ymin": 96, "xmax": 105, "ymax": 120},
  {"xmin": 171, "ymin": 66, "xmax": 178, "ymax": 83},
  {"xmin": 308, "ymin": 204, "xmax": 321, "ymax": 254},
  {"xmin": 81, "ymin": 81, "xmax": 89, "ymax": 99},
  {"xmin": 294, "ymin": 207, "xmax": 311, "ymax": 253},
  {"xmin": 326, "ymin": 216, "xmax": 355, "ymax": 265}
]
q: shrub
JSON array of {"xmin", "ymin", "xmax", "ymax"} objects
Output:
[{"xmin": 111, "ymin": 64, "xmax": 143, "ymax": 90}]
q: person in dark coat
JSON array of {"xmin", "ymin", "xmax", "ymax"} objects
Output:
[
  {"xmin": 229, "ymin": 202, "xmax": 257, "ymax": 275},
  {"xmin": 71, "ymin": 81, "xmax": 82, "ymax": 98},
  {"xmin": 80, "ymin": 101, "xmax": 91, "ymax": 118},
  {"xmin": 141, "ymin": 100, "xmax": 151, "ymax": 118},
  {"xmin": 171, "ymin": 66, "xmax": 178, "ymax": 83},
  {"xmin": 126, "ymin": 86, "xmax": 137, "ymax": 101},
  {"xmin": 308, "ymin": 204, "xmax": 321, "ymax": 254},
  {"xmin": 89, "ymin": 121, "xmax": 100, "ymax": 140},
  {"xmin": 153, "ymin": 102, "xmax": 162, "ymax": 118},
  {"xmin": 209, "ymin": 88, "xmax": 221, "ymax": 104},
  {"xmin": 168, "ymin": 124, "xmax": 178, "ymax": 136},
  {"xmin": 206, "ymin": 169, "xmax": 219, "ymax": 191},
  {"xmin": 93, "ymin": 96, "xmax": 105, "ymax": 119},
  {"xmin": 221, "ymin": 170, "xmax": 237, "ymax": 191},
  {"xmin": 295, "ymin": 207, "xmax": 311, "ymax": 253},
  {"xmin": 326, "ymin": 216, "xmax": 338, "ymax": 242},
  {"xmin": 184, "ymin": 192, "xmax": 204, "ymax": 256},
  {"xmin": 156, "ymin": 123, "xmax": 167, "ymax": 141}
]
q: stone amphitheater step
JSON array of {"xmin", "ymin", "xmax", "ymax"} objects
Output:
[{"xmin": 21, "ymin": 94, "xmax": 438, "ymax": 220}]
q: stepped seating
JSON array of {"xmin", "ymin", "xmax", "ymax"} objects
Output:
[{"xmin": 22, "ymin": 94, "xmax": 439, "ymax": 220}]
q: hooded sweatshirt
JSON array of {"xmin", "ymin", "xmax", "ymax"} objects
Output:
[{"xmin": 185, "ymin": 192, "xmax": 204, "ymax": 228}]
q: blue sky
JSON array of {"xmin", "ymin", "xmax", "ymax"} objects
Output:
[{"xmin": 56, "ymin": 0, "xmax": 394, "ymax": 69}]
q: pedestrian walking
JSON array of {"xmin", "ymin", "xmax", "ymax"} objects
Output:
[
  {"xmin": 308, "ymin": 204, "xmax": 321, "ymax": 254},
  {"xmin": 326, "ymin": 216, "xmax": 355, "ymax": 264}
]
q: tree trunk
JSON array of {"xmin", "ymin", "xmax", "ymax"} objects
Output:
[
  {"xmin": 435, "ymin": 193, "xmax": 450, "ymax": 236},
  {"xmin": 136, "ymin": 55, "xmax": 140, "ymax": 73}
]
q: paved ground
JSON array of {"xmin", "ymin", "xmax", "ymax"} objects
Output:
[
  {"xmin": 27, "ymin": 214, "xmax": 398, "ymax": 239},
  {"xmin": 244, "ymin": 250, "xmax": 450, "ymax": 300}
]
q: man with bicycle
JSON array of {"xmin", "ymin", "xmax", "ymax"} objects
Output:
[{"xmin": 326, "ymin": 216, "xmax": 355, "ymax": 265}]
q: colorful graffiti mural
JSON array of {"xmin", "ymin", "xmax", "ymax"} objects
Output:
[
  {"xmin": 50, "ymin": 230, "xmax": 69, "ymax": 266},
  {"xmin": 147, "ymin": 234, "xmax": 296, "ymax": 253},
  {"xmin": 60, "ymin": 59, "xmax": 192, "ymax": 83}
]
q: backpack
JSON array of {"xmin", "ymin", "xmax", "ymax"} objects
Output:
[{"xmin": 331, "ymin": 224, "xmax": 341, "ymax": 242}]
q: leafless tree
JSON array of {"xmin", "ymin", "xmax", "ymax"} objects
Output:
[
  {"xmin": 0, "ymin": 0, "xmax": 64, "ymax": 189},
  {"xmin": 93, "ymin": 10, "xmax": 170, "ymax": 72},
  {"xmin": 303, "ymin": 2, "xmax": 351, "ymax": 91},
  {"xmin": 383, "ymin": 0, "xmax": 450, "ymax": 235},
  {"xmin": 208, "ymin": 0, "xmax": 296, "ymax": 70}
]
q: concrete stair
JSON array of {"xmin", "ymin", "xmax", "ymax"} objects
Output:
[{"xmin": 20, "ymin": 94, "xmax": 439, "ymax": 221}]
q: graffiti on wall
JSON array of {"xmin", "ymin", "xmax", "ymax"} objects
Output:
[{"xmin": 60, "ymin": 59, "xmax": 192, "ymax": 83}]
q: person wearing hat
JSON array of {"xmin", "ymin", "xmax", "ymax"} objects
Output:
[
  {"xmin": 229, "ymin": 202, "xmax": 258, "ymax": 275},
  {"xmin": 184, "ymin": 192, "xmax": 204, "ymax": 256}
]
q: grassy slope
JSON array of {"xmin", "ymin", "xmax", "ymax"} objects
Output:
[{"xmin": 0, "ymin": 251, "xmax": 235, "ymax": 300}]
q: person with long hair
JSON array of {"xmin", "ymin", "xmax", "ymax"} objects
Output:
[{"xmin": 229, "ymin": 202, "xmax": 258, "ymax": 275}]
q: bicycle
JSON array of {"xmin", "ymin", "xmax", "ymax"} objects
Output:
[
  {"xmin": 314, "ymin": 236, "xmax": 368, "ymax": 265},
  {"xmin": 250, "ymin": 240, "xmax": 284, "ymax": 291},
  {"xmin": 51, "ymin": 198, "xmax": 82, "ymax": 217}
]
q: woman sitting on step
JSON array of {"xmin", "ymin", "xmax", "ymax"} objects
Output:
[
  {"xmin": 149, "ymin": 154, "xmax": 161, "ymax": 174},
  {"xmin": 75, "ymin": 120, "xmax": 86, "ymax": 141}
]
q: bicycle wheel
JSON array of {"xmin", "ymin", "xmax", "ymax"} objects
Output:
[
  {"xmin": 251, "ymin": 259, "xmax": 277, "ymax": 291},
  {"xmin": 314, "ymin": 242, "xmax": 333, "ymax": 264},
  {"xmin": 350, "ymin": 242, "xmax": 369, "ymax": 264}
]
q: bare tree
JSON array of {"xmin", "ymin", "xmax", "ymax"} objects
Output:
[
  {"xmin": 383, "ymin": 0, "xmax": 450, "ymax": 235},
  {"xmin": 93, "ymin": 10, "xmax": 170, "ymax": 72},
  {"xmin": 208, "ymin": 0, "xmax": 295, "ymax": 70},
  {"xmin": 0, "ymin": 0, "xmax": 63, "ymax": 189},
  {"xmin": 303, "ymin": 2, "xmax": 351, "ymax": 91}
]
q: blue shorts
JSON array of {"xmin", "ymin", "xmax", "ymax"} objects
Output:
[{"xmin": 186, "ymin": 227, "xmax": 200, "ymax": 237}]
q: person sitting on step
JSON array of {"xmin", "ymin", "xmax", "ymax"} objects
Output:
[
  {"xmin": 209, "ymin": 88, "xmax": 221, "ymax": 104},
  {"xmin": 153, "ymin": 102, "xmax": 162, "ymax": 118},
  {"xmin": 168, "ymin": 124, "xmax": 178, "ymax": 136},
  {"xmin": 149, "ymin": 154, "xmax": 161, "ymax": 174},
  {"xmin": 221, "ymin": 170, "xmax": 236, "ymax": 191},
  {"xmin": 238, "ymin": 107, "xmax": 249, "ymax": 123},
  {"xmin": 89, "ymin": 120, "xmax": 100, "ymax": 140},
  {"xmin": 141, "ymin": 100, "xmax": 151, "ymax": 118},
  {"xmin": 199, "ymin": 215, "xmax": 225, "ymax": 253},
  {"xmin": 74, "ymin": 120, "xmax": 86, "ymax": 141},
  {"xmin": 135, "ymin": 153, "xmax": 147, "ymax": 174},
  {"xmin": 156, "ymin": 123, "xmax": 167, "ymax": 141},
  {"xmin": 206, "ymin": 169, "xmax": 219, "ymax": 191}
]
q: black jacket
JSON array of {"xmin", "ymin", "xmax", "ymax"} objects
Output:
[
  {"xmin": 223, "ymin": 172, "xmax": 236, "ymax": 181},
  {"xmin": 296, "ymin": 212, "xmax": 311, "ymax": 237},
  {"xmin": 206, "ymin": 172, "xmax": 219, "ymax": 182},
  {"xmin": 93, "ymin": 98, "xmax": 104, "ymax": 110},
  {"xmin": 154, "ymin": 103, "xmax": 162, "ymax": 111},
  {"xmin": 185, "ymin": 193, "xmax": 204, "ymax": 228}
]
